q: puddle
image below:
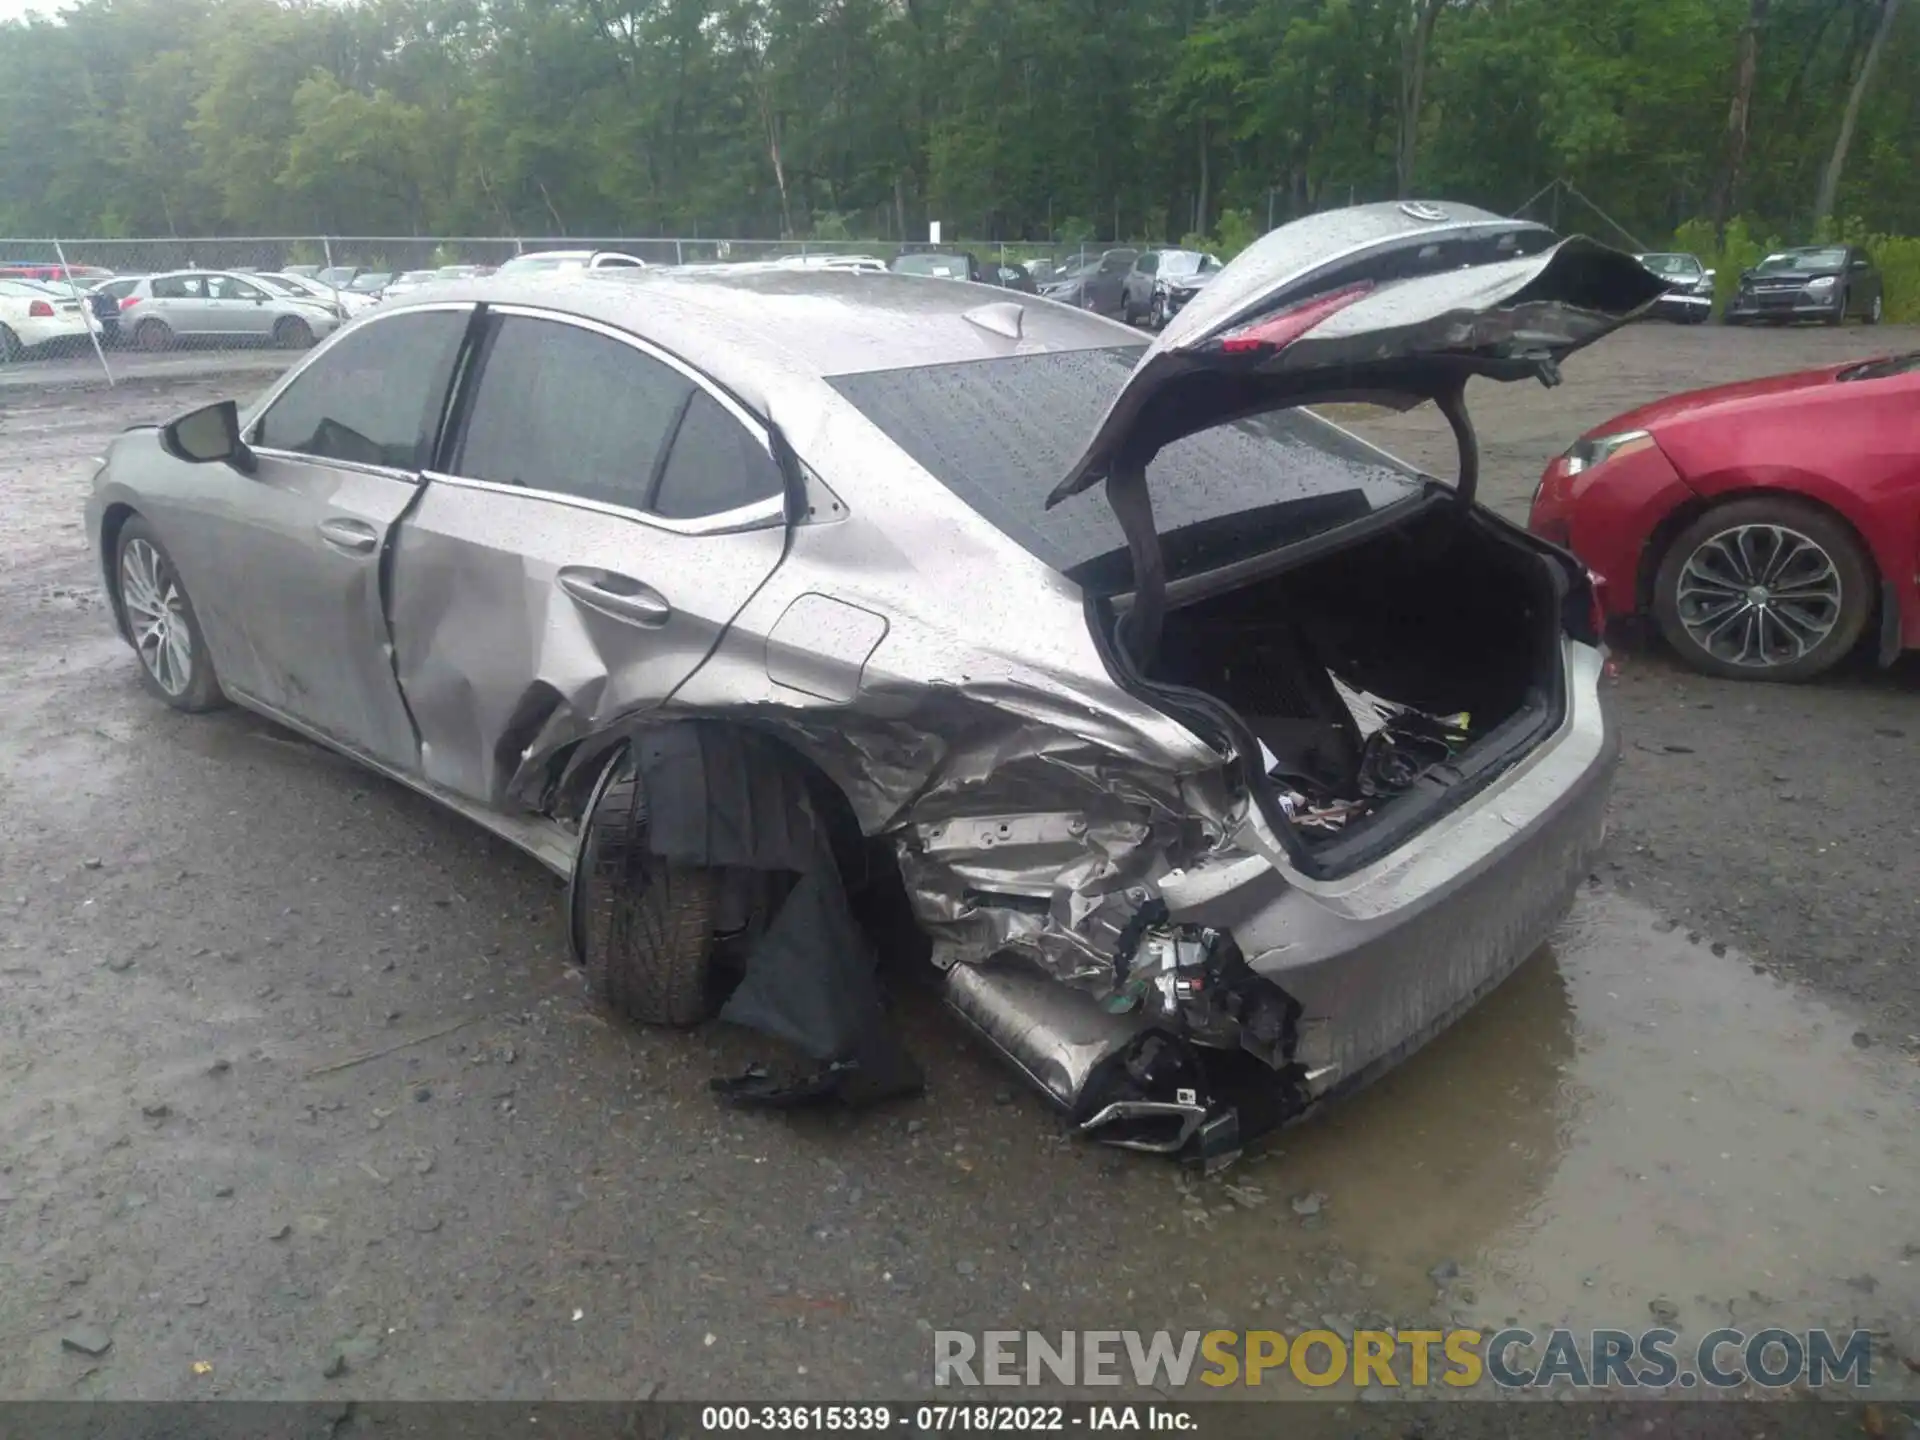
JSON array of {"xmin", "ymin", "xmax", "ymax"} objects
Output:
[{"xmin": 1195, "ymin": 889, "xmax": 1920, "ymax": 1359}]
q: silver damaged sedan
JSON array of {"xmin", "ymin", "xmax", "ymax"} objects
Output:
[{"xmin": 86, "ymin": 201, "xmax": 1663, "ymax": 1165}]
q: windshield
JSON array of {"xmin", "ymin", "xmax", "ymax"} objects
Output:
[
  {"xmin": 349, "ymin": 273, "xmax": 392, "ymax": 291},
  {"xmin": 1160, "ymin": 250, "xmax": 1219, "ymax": 277},
  {"xmin": 0, "ymin": 278, "xmax": 57, "ymax": 297},
  {"xmin": 891, "ymin": 254, "xmax": 971, "ymax": 279},
  {"xmin": 1639, "ymin": 253, "xmax": 1700, "ymax": 277},
  {"xmin": 829, "ymin": 346, "xmax": 1420, "ymax": 585},
  {"xmin": 1755, "ymin": 248, "xmax": 1847, "ymax": 274},
  {"xmin": 253, "ymin": 274, "xmax": 300, "ymax": 294}
]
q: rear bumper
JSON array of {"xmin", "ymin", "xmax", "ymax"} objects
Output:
[
  {"xmin": 14, "ymin": 314, "xmax": 95, "ymax": 348},
  {"xmin": 1166, "ymin": 641, "xmax": 1614, "ymax": 1094}
]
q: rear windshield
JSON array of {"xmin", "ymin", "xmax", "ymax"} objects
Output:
[{"xmin": 828, "ymin": 346, "xmax": 1422, "ymax": 588}]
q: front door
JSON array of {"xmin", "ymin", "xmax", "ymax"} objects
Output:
[
  {"xmin": 218, "ymin": 305, "xmax": 475, "ymax": 767},
  {"xmin": 389, "ymin": 308, "xmax": 789, "ymax": 810},
  {"xmin": 207, "ymin": 272, "xmax": 278, "ymax": 337}
]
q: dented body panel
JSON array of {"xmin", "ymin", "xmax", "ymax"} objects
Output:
[{"xmin": 86, "ymin": 201, "xmax": 1648, "ymax": 1157}]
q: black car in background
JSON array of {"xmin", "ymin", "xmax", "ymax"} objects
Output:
[
  {"xmin": 1035, "ymin": 247, "xmax": 1137, "ymax": 315},
  {"xmin": 1635, "ymin": 252, "xmax": 1714, "ymax": 323},
  {"xmin": 1726, "ymin": 245, "xmax": 1883, "ymax": 326}
]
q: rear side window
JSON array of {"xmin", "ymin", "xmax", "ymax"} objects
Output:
[
  {"xmin": 652, "ymin": 391, "xmax": 783, "ymax": 519},
  {"xmin": 828, "ymin": 348, "xmax": 1421, "ymax": 585},
  {"xmin": 150, "ymin": 275, "xmax": 203, "ymax": 299},
  {"xmin": 254, "ymin": 310, "xmax": 468, "ymax": 470},
  {"xmin": 452, "ymin": 315, "xmax": 692, "ymax": 509}
]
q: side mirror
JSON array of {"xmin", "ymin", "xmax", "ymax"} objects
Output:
[
  {"xmin": 1704, "ymin": 268, "xmax": 1717, "ymax": 281},
  {"xmin": 161, "ymin": 399, "xmax": 255, "ymax": 473}
]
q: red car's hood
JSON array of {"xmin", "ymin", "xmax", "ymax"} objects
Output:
[{"xmin": 1584, "ymin": 363, "xmax": 1850, "ymax": 438}]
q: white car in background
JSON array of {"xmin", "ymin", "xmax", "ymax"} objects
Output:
[
  {"xmin": 496, "ymin": 249, "xmax": 649, "ymax": 276},
  {"xmin": 252, "ymin": 271, "xmax": 379, "ymax": 317},
  {"xmin": 0, "ymin": 277, "xmax": 100, "ymax": 359}
]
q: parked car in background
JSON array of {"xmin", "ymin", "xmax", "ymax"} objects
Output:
[
  {"xmin": 771, "ymin": 254, "xmax": 888, "ymax": 274},
  {"xmin": 435, "ymin": 265, "xmax": 489, "ymax": 280},
  {"xmin": 380, "ymin": 270, "xmax": 444, "ymax": 301},
  {"xmin": 0, "ymin": 262, "xmax": 115, "ymax": 286},
  {"xmin": 1726, "ymin": 245, "xmax": 1883, "ymax": 326},
  {"xmin": 315, "ymin": 266, "xmax": 362, "ymax": 288},
  {"xmin": 250, "ymin": 271, "xmax": 375, "ymax": 317},
  {"xmin": 115, "ymin": 271, "xmax": 343, "ymax": 351},
  {"xmin": 888, "ymin": 250, "xmax": 981, "ymax": 281},
  {"xmin": 1634, "ymin": 252, "xmax": 1714, "ymax": 323},
  {"xmin": 1120, "ymin": 248, "xmax": 1223, "ymax": 328},
  {"xmin": 1530, "ymin": 349, "xmax": 1920, "ymax": 681},
  {"xmin": 347, "ymin": 272, "xmax": 395, "ymax": 298},
  {"xmin": 1038, "ymin": 247, "xmax": 1137, "ymax": 315},
  {"xmin": 0, "ymin": 276, "xmax": 100, "ymax": 358},
  {"xmin": 282, "ymin": 264, "xmax": 322, "ymax": 280},
  {"xmin": 496, "ymin": 249, "xmax": 648, "ymax": 275}
]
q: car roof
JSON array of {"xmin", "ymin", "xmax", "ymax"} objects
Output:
[{"xmin": 379, "ymin": 268, "xmax": 1134, "ymax": 410}]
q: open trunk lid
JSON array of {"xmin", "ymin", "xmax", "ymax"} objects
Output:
[{"xmin": 1047, "ymin": 199, "xmax": 1666, "ymax": 510}]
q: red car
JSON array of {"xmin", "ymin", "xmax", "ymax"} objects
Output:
[{"xmin": 1529, "ymin": 350, "xmax": 1920, "ymax": 680}]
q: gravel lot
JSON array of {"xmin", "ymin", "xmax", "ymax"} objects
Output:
[{"xmin": 2, "ymin": 321, "xmax": 1917, "ymax": 1411}]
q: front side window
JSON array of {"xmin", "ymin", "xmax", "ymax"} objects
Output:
[
  {"xmin": 452, "ymin": 316, "xmax": 692, "ymax": 509},
  {"xmin": 254, "ymin": 310, "xmax": 468, "ymax": 471}
]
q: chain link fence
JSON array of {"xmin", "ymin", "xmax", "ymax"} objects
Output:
[{"xmin": 0, "ymin": 234, "xmax": 1139, "ymax": 381}]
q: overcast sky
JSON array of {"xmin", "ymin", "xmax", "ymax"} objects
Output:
[{"xmin": 0, "ymin": 0, "xmax": 57, "ymax": 20}]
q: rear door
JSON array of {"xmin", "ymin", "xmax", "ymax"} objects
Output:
[
  {"xmin": 388, "ymin": 306, "xmax": 789, "ymax": 809},
  {"xmin": 149, "ymin": 273, "xmax": 214, "ymax": 334}
]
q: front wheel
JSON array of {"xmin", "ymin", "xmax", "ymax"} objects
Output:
[
  {"xmin": 1149, "ymin": 293, "xmax": 1166, "ymax": 329},
  {"xmin": 114, "ymin": 518, "xmax": 227, "ymax": 711},
  {"xmin": 1823, "ymin": 290, "xmax": 1847, "ymax": 326},
  {"xmin": 575, "ymin": 751, "xmax": 720, "ymax": 1027},
  {"xmin": 1652, "ymin": 497, "xmax": 1874, "ymax": 682}
]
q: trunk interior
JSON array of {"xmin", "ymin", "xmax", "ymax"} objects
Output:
[{"xmin": 1118, "ymin": 496, "xmax": 1572, "ymax": 875}]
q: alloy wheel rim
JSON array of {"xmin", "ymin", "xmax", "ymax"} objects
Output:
[
  {"xmin": 120, "ymin": 539, "xmax": 193, "ymax": 696},
  {"xmin": 1675, "ymin": 523, "xmax": 1843, "ymax": 668}
]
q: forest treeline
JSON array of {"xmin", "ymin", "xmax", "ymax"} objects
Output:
[{"xmin": 0, "ymin": 0, "xmax": 1913, "ymax": 252}]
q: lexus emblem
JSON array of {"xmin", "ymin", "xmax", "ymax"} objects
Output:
[{"xmin": 1398, "ymin": 201, "xmax": 1449, "ymax": 222}]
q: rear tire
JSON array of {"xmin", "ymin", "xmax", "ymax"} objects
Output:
[
  {"xmin": 0, "ymin": 323, "xmax": 19, "ymax": 361},
  {"xmin": 576, "ymin": 751, "xmax": 720, "ymax": 1027},
  {"xmin": 134, "ymin": 318, "xmax": 173, "ymax": 352},
  {"xmin": 1652, "ymin": 497, "xmax": 1873, "ymax": 683},
  {"xmin": 1866, "ymin": 292, "xmax": 1882, "ymax": 325},
  {"xmin": 273, "ymin": 315, "xmax": 314, "ymax": 349}
]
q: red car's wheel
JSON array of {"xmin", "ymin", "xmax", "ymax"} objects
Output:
[{"xmin": 1652, "ymin": 497, "xmax": 1874, "ymax": 682}]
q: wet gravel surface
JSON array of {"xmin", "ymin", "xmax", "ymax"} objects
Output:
[{"xmin": 2, "ymin": 326, "xmax": 1918, "ymax": 1415}]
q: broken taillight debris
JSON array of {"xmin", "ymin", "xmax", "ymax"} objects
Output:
[{"xmin": 1214, "ymin": 281, "xmax": 1374, "ymax": 354}]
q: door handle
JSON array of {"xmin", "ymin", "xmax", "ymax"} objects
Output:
[
  {"xmin": 317, "ymin": 517, "xmax": 380, "ymax": 554},
  {"xmin": 557, "ymin": 568, "xmax": 672, "ymax": 628}
]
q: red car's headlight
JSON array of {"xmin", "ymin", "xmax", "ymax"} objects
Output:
[{"xmin": 1562, "ymin": 429, "xmax": 1654, "ymax": 476}]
